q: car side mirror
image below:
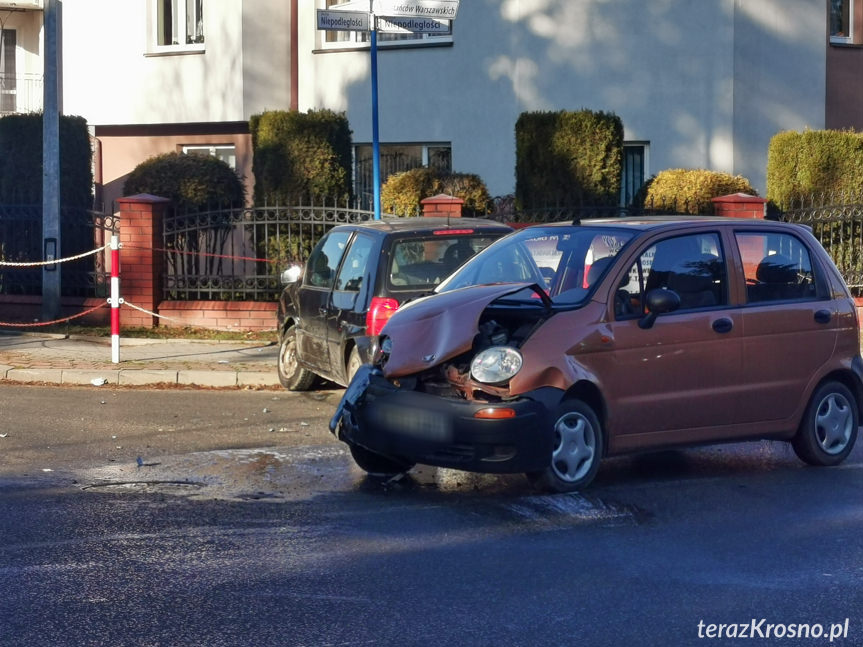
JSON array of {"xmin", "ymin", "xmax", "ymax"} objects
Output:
[
  {"xmin": 281, "ymin": 265, "xmax": 302, "ymax": 285},
  {"xmin": 638, "ymin": 288, "xmax": 680, "ymax": 329}
]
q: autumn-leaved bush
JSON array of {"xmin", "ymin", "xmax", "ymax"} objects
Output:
[
  {"xmin": 643, "ymin": 169, "xmax": 756, "ymax": 215},
  {"xmin": 381, "ymin": 168, "xmax": 492, "ymax": 217}
]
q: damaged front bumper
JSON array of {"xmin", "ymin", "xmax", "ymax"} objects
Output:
[{"xmin": 330, "ymin": 365, "xmax": 557, "ymax": 474}]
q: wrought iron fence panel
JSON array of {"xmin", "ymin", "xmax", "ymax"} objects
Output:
[
  {"xmin": 0, "ymin": 205, "xmax": 114, "ymax": 298},
  {"xmin": 162, "ymin": 198, "xmax": 374, "ymax": 301},
  {"xmin": 782, "ymin": 195, "xmax": 863, "ymax": 295}
]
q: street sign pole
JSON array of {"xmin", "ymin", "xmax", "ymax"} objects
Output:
[
  {"xmin": 370, "ymin": 11, "xmax": 382, "ymax": 220},
  {"xmin": 317, "ymin": 0, "xmax": 460, "ymax": 221}
]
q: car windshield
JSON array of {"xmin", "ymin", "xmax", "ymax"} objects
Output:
[{"xmin": 436, "ymin": 225, "xmax": 636, "ymax": 305}]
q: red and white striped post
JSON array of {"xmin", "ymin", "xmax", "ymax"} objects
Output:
[{"xmin": 110, "ymin": 233, "xmax": 121, "ymax": 363}]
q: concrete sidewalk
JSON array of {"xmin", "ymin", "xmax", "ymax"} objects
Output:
[{"xmin": 0, "ymin": 332, "xmax": 282, "ymax": 388}]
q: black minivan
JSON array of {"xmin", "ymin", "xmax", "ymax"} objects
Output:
[{"xmin": 276, "ymin": 217, "xmax": 511, "ymax": 390}]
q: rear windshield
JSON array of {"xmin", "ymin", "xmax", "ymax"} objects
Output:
[
  {"xmin": 388, "ymin": 235, "xmax": 502, "ymax": 290},
  {"xmin": 437, "ymin": 225, "xmax": 636, "ymax": 305}
]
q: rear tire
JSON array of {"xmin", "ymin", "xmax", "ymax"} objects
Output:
[
  {"xmin": 348, "ymin": 443, "xmax": 414, "ymax": 477},
  {"xmin": 277, "ymin": 325, "xmax": 317, "ymax": 391},
  {"xmin": 527, "ymin": 399, "xmax": 604, "ymax": 493},
  {"xmin": 792, "ymin": 381, "xmax": 859, "ymax": 466}
]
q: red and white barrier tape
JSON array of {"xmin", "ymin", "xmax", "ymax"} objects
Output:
[
  {"xmin": 0, "ymin": 244, "xmax": 110, "ymax": 267},
  {"xmin": 121, "ymin": 300, "xmax": 187, "ymax": 324},
  {"xmin": 0, "ymin": 301, "xmax": 108, "ymax": 328}
]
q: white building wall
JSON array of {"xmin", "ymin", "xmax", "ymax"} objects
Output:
[
  {"xmin": 732, "ymin": 0, "xmax": 826, "ymax": 192},
  {"xmin": 299, "ymin": 0, "xmax": 824, "ymax": 197},
  {"xmin": 61, "ymin": 0, "xmax": 292, "ymax": 125}
]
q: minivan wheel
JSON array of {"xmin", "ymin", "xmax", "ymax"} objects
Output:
[
  {"xmin": 527, "ymin": 399, "xmax": 604, "ymax": 493},
  {"xmin": 277, "ymin": 325, "xmax": 316, "ymax": 391},
  {"xmin": 348, "ymin": 443, "xmax": 414, "ymax": 477},
  {"xmin": 792, "ymin": 381, "xmax": 859, "ymax": 466}
]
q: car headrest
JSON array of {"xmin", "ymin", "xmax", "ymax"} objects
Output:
[{"xmin": 756, "ymin": 254, "xmax": 797, "ymax": 284}]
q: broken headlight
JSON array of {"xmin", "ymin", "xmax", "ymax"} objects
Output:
[{"xmin": 470, "ymin": 346, "xmax": 523, "ymax": 384}]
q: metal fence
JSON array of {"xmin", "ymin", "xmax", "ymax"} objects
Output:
[
  {"xmin": 781, "ymin": 194, "xmax": 863, "ymax": 296},
  {"xmin": 0, "ymin": 205, "xmax": 114, "ymax": 298},
  {"xmin": 162, "ymin": 197, "xmax": 374, "ymax": 301}
]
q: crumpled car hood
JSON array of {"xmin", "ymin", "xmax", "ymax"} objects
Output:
[{"xmin": 380, "ymin": 282, "xmax": 536, "ymax": 378}]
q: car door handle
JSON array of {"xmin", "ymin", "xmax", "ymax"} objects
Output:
[
  {"xmin": 712, "ymin": 318, "xmax": 733, "ymax": 334},
  {"xmin": 814, "ymin": 309, "xmax": 832, "ymax": 324}
]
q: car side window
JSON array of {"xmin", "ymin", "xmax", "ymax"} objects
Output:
[
  {"xmin": 335, "ymin": 234, "xmax": 374, "ymax": 292},
  {"xmin": 735, "ymin": 232, "xmax": 818, "ymax": 303},
  {"xmin": 305, "ymin": 231, "xmax": 351, "ymax": 289},
  {"xmin": 618, "ymin": 233, "xmax": 727, "ymax": 317}
]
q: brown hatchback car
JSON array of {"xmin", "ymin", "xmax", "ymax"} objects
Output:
[{"xmin": 330, "ymin": 217, "xmax": 863, "ymax": 492}]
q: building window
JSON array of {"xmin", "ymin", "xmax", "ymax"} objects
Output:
[
  {"xmin": 0, "ymin": 29, "xmax": 15, "ymax": 114},
  {"xmin": 831, "ymin": 0, "xmax": 853, "ymax": 43},
  {"xmin": 323, "ymin": 0, "xmax": 452, "ymax": 49},
  {"xmin": 621, "ymin": 143, "xmax": 649, "ymax": 207},
  {"xmin": 354, "ymin": 143, "xmax": 451, "ymax": 212},
  {"xmin": 149, "ymin": 0, "xmax": 204, "ymax": 53},
  {"xmin": 183, "ymin": 144, "xmax": 236, "ymax": 169}
]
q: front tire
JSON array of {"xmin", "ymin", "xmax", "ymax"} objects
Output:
[
  {"xmin": 348, "ymin": 443, "xmax": 414, "ymax": 477},
  {"xmin": 277, "ymin": 325, "xmax": 316, "ymax": 391},
  {"xmin": 346, "ymin": 347, "xmax": 363, "ymax": 385},
  {"xmin": 527, "ymin": 399, "xmax": 604, "ymax": 493},
  {"xmin": 792, "ymin": 380, "xmax": 859, "ymax": 466}
]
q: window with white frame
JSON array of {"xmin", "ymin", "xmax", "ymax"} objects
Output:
[
  {"xmin": 323, "ymin": 0, "xmax": 451, "ymax": 48},
  {"xmin": 0, "ymin": 29, "xmax": 16, "ymax": 114},
  {"xmin": 831, "ymin": 0, "xmax": 853, "ymax": 43},
  {"xmin": 149, "ymin": 0, "xmax": 204, "ymax": 52},
  {"xmin": 354, "ymin": 143, "xmax": 451, "ymax": 212},
  {"xmin": 183, "ymin": 144, "xmax": 236, "ymax": 169}
]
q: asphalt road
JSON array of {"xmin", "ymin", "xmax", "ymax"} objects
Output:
[{"xmin": 1, "ymin": 385, "xmax": 862, "ymax": 647}]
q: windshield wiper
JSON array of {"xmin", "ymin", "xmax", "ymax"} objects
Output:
[{"xmin": 493, "ymin": 283, "xmax": 553, "ymax": 310}]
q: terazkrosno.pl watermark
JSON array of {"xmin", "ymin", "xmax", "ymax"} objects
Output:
[{"xmin": 697, "ymin": 619, "xmax": 850, "ymax": 642}]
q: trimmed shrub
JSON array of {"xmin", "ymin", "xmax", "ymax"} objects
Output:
[
  {"xmin": 0, "ymin": 113, "xmax": 92, "ymax": 207},
  {"xmin": 643, "ymin": 169, "xmax": 756, "ymax": 215},
  {"xmin": 123, "ymin": 152, "xmax": 245, "ymax": 211},
  {"xmin": 381, "ymin": 168, "xmax": 492, "ymax": 217},
  {"xmin": 767, "ymin": 129, "xmax": 863, "ymax": 210},
  {"xmin": 516, "ymin": 109, "xmax": 623, "ymax": 209},
  {"xmin": 250, "ymin": 109, "xmax": 352, "ymax": 205}
]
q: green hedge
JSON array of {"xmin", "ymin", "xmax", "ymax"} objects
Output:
[
  {"xmin": 767, "ymin": 129, "xmax": 863, "ymax": 210},
  {"xmin": 250, "ymin": 109, "xmax": 352, "ymax": 205},
  {"xmin": 642, "ymin": 168, "xmax": 756, "ymax": 215},
  {"xmin": 123, "ymin": 152, "xmax": 245, "ymax": 211},
  {"xmin": 0, "ymin": 113, "xmax": 92, "ymax": 207},
  {"xmin": 516, "ymin": 109, "xmax": 623, "ymax": 209},
  {"xmin": 381, "ymin": 167, "xmax": 492, "ymax": 217}
]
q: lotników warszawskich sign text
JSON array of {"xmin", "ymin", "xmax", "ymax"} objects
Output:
[{"xmin": 373, "ymin": 0, "xmax": 459, "ymax": 20}]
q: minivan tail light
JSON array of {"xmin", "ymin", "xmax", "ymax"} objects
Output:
[
  {"xmin": 433, "ymin": 229, "xmax": 474, "ymax": 235},
  {"xmin": 366, "ymin": 297, "xmax": 400, "ymax": 336}
]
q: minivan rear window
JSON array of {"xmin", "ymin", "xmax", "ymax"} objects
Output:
[{"xmin": 388, "ymin": 235, "xmax": 502, "ymax": 290}]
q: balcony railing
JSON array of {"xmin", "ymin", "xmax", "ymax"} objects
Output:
[{"xmin": 0, "ymin": 73, "xmax": 44, "ymax": 115}]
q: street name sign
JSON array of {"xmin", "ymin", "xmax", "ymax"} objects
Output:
[
  {"xmin": 316, "ymin": 9, "xmax": 370, "ymax": 32},
  {"xmin": 373, "ymin": 0, "xmax": 460, "ymax": 20},
  {"xmin": 376, "ymin": 16, "xmax": 450, "ymax": 33}
]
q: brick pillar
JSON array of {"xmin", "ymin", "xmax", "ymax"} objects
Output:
[
  {"xmin": 116, "ymin": 194, "xmax": 171, "ymax": 328},
  {"xmin": 711, "ymin": 193, "xmax": 767, "ymax": 219},
  {"xmin": 421, "ymin": 193, "xmax": 464, "ymax": 218}
]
